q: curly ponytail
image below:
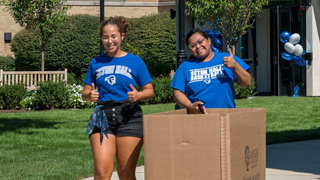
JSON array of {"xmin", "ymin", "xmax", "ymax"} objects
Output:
[{"xmin": 100, "ymin": 16, "xmax": 129, "ymax": 38}]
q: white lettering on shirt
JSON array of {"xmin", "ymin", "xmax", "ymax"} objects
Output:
[
  {"xmin": 115, "ymin": 65, "xmax": 132, "ymax": 79},
  {"xmin": 95, "ymin": 65, "xmax": 132, "ymax": 80},
  {"xmin": 96, "ymin": 66, "xmax": 115, "ymax": 79},
  {"xmin": 190, "ymin": 65, "xmax": 225, "ymax": 84}
]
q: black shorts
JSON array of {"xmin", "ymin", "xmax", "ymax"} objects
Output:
[
  {"xmin": 90, "ymin": 117, "xmax": 143, "ymax": 137},
  {"xmin": 90, "ymin": 100, "xmax": 143, "ymax": 137}
]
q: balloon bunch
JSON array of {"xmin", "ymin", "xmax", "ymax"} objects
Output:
[
  {"xmin": 280, "ymin": 31, "xmax": 307, "ymax": 66},
  {"xmin": 205, "ymin": 30, "xmax": 222, "ymax": 52}
]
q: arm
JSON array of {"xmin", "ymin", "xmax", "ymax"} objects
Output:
[
  {"xmin": 223, "ymin": 49, "xmax": 251, "ymax": 88},
  {"xmin": 127, "ymin": 82, "xmax": 154, "ymax": 102},
  {"xmin": 232, "ymin": 63, "xmax": 251, "ymax": 88},
  {"xmin": 82, "ymin": 83, "xmax": 99, "ymax": 103},
  {"xmin": 173, "ymin": 89, "xmax": 207, "ymax": 114}
]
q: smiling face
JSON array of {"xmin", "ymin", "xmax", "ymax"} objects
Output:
[
  {"xmin": 187, "ymin": 32, "xmax": 212, "ymax": 60},
  {"xmin": 101, "ymin": 24, "xmax": 124, "ymax": 56}
]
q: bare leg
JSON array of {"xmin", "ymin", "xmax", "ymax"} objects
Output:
[
  {"xmin": 90, "ymin": 133, "xmax": 116, "ymax": 180},
  {"xmin": 115, "ymin": 136, "xmax": 143, "ymax": 180}
]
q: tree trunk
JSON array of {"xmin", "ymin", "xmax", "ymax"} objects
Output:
[
  {"xmin": 230, "ymin": 44, "xmax": 236, "ymax": 55},
  {"xmin": 41, "ymin": 43, "xmax": 45, "ymax": 71}
]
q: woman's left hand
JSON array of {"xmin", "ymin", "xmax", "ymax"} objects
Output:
[
  {"xmin": 223, "ymin": 49, "xmax": 238, "ymax": 69},
  {"xmin": 127, "ymin": 84, "xmax": 141, "ymax": 102}
]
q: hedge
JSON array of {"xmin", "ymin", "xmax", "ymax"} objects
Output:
[{"xmin": 11, "ymin": 13, "xmax": 176, "ymax": 80}]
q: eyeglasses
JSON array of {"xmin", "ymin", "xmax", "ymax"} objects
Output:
[
  {"xmin": 101, "ymin": 35, "xmax": 119, "ymax": 42},
  {"xmin": 188, "ymin": 38, "xmax": 206, "ymax": 49}
]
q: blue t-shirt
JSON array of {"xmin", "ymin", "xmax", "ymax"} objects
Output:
[
  {"xmin": 170, "ymin": 52, "xmax": 250, "ymax": 108},
  {"xmin": 84, "ymin": 53, "xmax": 152, "ymax": 102}
]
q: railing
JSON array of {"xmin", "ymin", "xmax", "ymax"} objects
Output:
[{"xmin": 0, "ymin": 69, "xmax": 68, "ymax": 90}]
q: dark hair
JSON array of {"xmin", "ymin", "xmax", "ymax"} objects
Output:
[
  {"xmin": 185, "ymin": 28, "xmax": 209, "ymax": 47},
  {"xmin": 100, "ymin": 16, "xmax": 129, "ymax": 38}
]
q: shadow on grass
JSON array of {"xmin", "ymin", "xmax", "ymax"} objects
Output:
[
  {"xmin": 0, "ymin": 117, "xmax": 61, "ymax": 134},
  {"xmin": 267, "ymin": 127, "xmax": 320, "ymax": 145}
]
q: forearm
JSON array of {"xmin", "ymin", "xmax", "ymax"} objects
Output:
[
  {"xmin": 138, "ymin": 88, "xmax": 154, "ymax": 101},
  {"xmin": 173, "ymin": 90, "xmax": 192, "ymax": 109},
  {"xmin": 232, "ymin": 64, "xmax": 251, "ymax": 88},
  {"xmin": 82, "ymin": 84, "xmax": 93, "ymax": 102},
  {"xmin": 138, "ymin": 83, "xmax": 154, "ymax": 101},
  {"xmin": 82, "ymin": 90, "xmax": 92, "ymax": 102}
]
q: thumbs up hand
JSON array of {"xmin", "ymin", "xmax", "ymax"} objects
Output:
[
  {"xmin": 127, "ymin": 84, "xmax": 140, "ymax": 102},
  {"xmin": 90, "ymin": 82, "xmax": 99, "ymax": 103},
  {"xmin": 223, "ymin": 48, "xmax": 238, "ymax": 69}
]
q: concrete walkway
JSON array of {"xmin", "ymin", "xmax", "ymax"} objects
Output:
[{"xmin": 81, "ymin": 139, "xmax": 320, "ymax": 180}]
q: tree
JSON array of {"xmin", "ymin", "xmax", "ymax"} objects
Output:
[
  {"xmin": 185, "ymin": 0, "xmax": 268, "ymax": 54},
  {"xmin": 1, "ymin": 0, "xmax": 71, "ymax": 71}
]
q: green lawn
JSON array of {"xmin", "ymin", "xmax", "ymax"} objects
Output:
[{"xmin": 0, "ymin": 96, "xmax": 320, "ymax": 180}]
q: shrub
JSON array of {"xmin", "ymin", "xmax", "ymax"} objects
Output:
[
  {"xmin": 12, "ymin": 14, "xmax": 101, "ymax": 74},
  {"xmin": 0, "ymin": 56, "xmax": 15, "ymax": 71},
  {"xmin": 33, "ymin": 81, "xmax": 69, "ymax": 109},
  {"xmin": 67, "ymin": 84, "xmax": 95, "ymax": 108},
  {"xmin": 67, "ymin": 73, "xmax": 86, "ymax": 86},
  {"xmin": 20, "ymin": 84, "xmax": 95, "ymax": 110},
  {"xmin": 12, "ymin": 13, "xmax": 176, "ymax": 79},
  {"xmin": 234, "ymin": 75, "xmax": 258, "ymax": 99},
  {"xmin": 123, "ymin": 13, "xmax": 176, "ymax": 77},
  {"xmin": 138, "ymin": 76, "xmax": 174, "ymax": 105},
  {"xmin": 20, "ymin": 90, "xmax": 37, "ymax": 109},
  {"xmin": 0, "ymin": 84, "xmax": 27, "ymax": 109}
]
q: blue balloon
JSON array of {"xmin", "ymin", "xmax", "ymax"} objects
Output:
[
  {"xmin": 213, "ymin": 30, "xmax": 222, "ymax": 39},
  {"xmin": 211, "ymin": 46, "xmax": 219, "ymax": 52},
  {"xmin": 205, "ymin": 30, "xmax": 215, "ymax": 39},
  {"xmin": 292, "ymin": 56, "xmax": 307, "ymax": 66},
  {"xmin": 280, "ymin": 31, "xmax": 291, "ymax": 43},
  {"xmin": 206, "ymin": 30, "xmax": 222, "ymax": 49},
  {"xmin": 302, "ymin": 50, "xmax": 306, "ymax": 56},
  {"xmin": 213, "ymin": 37, "xmax": 222, "ymax": 49},
  {"xmin": 281, "ymin": 52, "xmax": 293, "ymax": 61}
]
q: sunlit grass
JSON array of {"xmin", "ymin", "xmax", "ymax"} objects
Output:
[{"xmin": 1, "ymin": 97, "xmax": 320, "ymax": 179}]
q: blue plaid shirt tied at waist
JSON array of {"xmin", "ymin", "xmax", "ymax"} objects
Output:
[{"xmin": 86, "ymin": 105, "xmax": 108, "ymax": 144}]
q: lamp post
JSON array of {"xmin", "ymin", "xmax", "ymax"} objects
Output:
[
  {"xmin": 175, "ymin": 0, "xmax": 188, "ymax": 110},
  {"xmin": 100, "ymin": 0, "xmax": 105, "ymax": 55},
  {"xmin": 176, "ymin": 0, "xmax": 188, "ymax": 69}
]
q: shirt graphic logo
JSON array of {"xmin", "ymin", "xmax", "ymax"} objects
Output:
[
  {"xmin": 190, "ymin": 65, "xmax": 225, "ymax": 84},
  {"xmin": 105, "ymin": 75, "xmax": 116, "ymax": 85}
]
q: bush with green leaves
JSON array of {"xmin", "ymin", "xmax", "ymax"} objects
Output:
[
  {"xmin": 20, "ymin": 90, "xmax": 36, "ymax": 109},
  {"xmin": 20, "ymin": 83, "xmax": 95, "ymax": 110},
  {"xmin": 11, "ymin": 13, "xmax": 176, "ymax": 79},
  {"xmin": 33, "ymin": 81, "xmax": 69, "ymax": 109},
  {"xmin": 0, "ymin": 84, "xmax": 27, "ymax": 109},
  {"xmin": 0, "ymin": 56, "xmax": 15, "ymax": 71},
  {"xmin": 234, "ymin": 75, "xmax": 258, "ymax": 99},
  {"xmin": 123, "ymin": 13, "xmax": 176, "ymax": 77},
  {"xmin": 67, "ymin": 73, "xmax": 86, "ymax": 86},
  {"xmin": 138, "ymin": 76, "xmax": 174, "ymax": 105},
  {"xmin": 67, "ymin": 84, "xmax": 95, "ymax": 108},
  {"xmin": 12, "ymin": 14, "xmax": 101, "ymax": 73}
]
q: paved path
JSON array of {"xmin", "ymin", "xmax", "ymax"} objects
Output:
[
  {"xmin": 81, "ymin": 139, "xmax": 320, "ymax": 180},
  {"xmin": 266, "ymin": 139, "xmax": 320, "ymax": 180}
]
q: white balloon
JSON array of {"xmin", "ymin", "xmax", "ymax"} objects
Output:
[
  {"xmin": 284, "ymin": 42, "xmax": 295, "ymax": 54},
  {"xmin": 289, "ymin": 33, "xmax": 300, "ymax": 44},
  {"xmin": 294, "ymin": 44, "xmax": 304, "ymax": 56}
]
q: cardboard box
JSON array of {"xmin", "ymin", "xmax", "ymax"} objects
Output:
[{"xmin": 143, "ymin": 108, "xmax": 266, "ymax": 180}]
